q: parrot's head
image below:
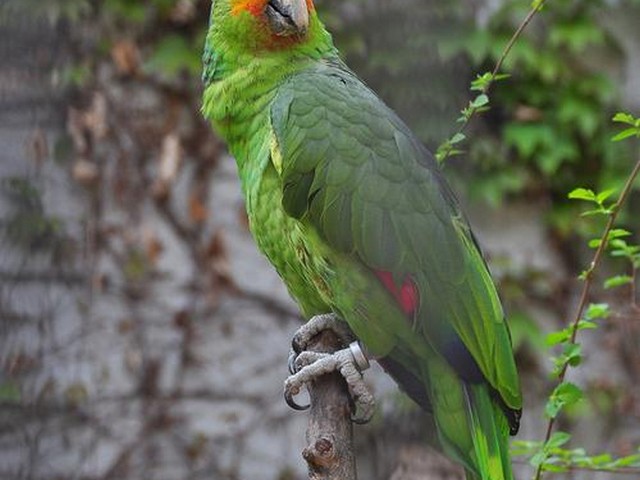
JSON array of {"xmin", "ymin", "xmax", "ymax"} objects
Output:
[
  {"xmin": 211, "ymin": 0, "xmax": 315, "ymax": 48},
  {"xmin": 232, "ymin": 0, "xmax": 313, "ymax": 38},
  {"xmin": 206, "ymin": 0, "xmax": 331, "ymax": 56}
]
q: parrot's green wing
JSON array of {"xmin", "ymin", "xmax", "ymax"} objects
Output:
[{"xmin": 270, "ymin": 59, "xmax": 522, "ymax": 414}]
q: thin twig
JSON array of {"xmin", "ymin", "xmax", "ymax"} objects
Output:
[
  {"xmin": 439, "ymin": 0, "xmax": 548, "ymax": 163},
  {"xmin": 533, "ymin": 155, "xmax": 640, "ymax": 480},
  {"xmin": 488, "ymin": 3, "xmax": 546, "ymax": 89}
]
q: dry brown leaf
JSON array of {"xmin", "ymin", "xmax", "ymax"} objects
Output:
[
  {"xmin": 67, "ymin": 107, "xmax": 88, "ymax": 154},
  {"xmin": 159, "ymin": 134, "xmax": 182, "ymax": 182},
  {"xmin": 152, "ymin": 133, "xmax": 182, "ymax": 200},
  {"xmin": 514, "ymin": 104, "xmax": 543, "ymax": 122},
  {"xmin": 184, "ymin": 433, "xmax": 208, "ymax": 462},
  {"xmin": 85, "ymin": 93, "xmax": 108, "ymax": 140},
  {"xmin": 189, "ymin": 192, "xmax": 208, "ymax": 224},
  {"xmin": 205, "ymin": 229, "xmax": 227, "ymax": 260},
  {"xmin": 6, "ymin": 353, "xmax": 38, "ymax": 376},
  {"xmin": 25, "ymin": 127, "xmax": 49, "ymax": 165},
  {"xmin": 72, "ymin": 158, "xmax": 99, "ymax": 186},
  {"xmin": 171, "ymin": 0, "xmax": 196, "ymax": 24},
  {"xmin": 142, "ymin": 226, "xmax": 164, "ymax": 265},
  {"xmin": 111, "ymin": 39, "xmax": 141, "ymax": 76},
  {"xmin": 118, "ymin": 318, "xmax": 134, "ymax": 334},
  {"xmin": 205, "ymin": 230, "xmax": 236, "ymax": 289}
]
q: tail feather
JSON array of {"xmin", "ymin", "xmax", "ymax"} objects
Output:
[
  {"xmin": 427, "ymin": 358, "xmax": 514, "ymax": 480},
  {"xmin": 463, "ymin": 384, "xmax": 513, "ymax": 480}
]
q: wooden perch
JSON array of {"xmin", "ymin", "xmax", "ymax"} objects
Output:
[{"xmin": 302, "ymin": 329, "xmax": 357, "ymax": 480}]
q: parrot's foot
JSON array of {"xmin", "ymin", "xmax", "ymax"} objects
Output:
[
  {"xmin": 284, "ymin": 314, "xmax": 374, "ymax": 424},
  {"xmin": 288, "ymin": 313, "xmax": 357, "ymax": 372}
]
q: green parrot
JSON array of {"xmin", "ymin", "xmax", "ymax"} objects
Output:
[{"xmin": 202, "ymin": 0, "xmax": 522, "ymax": 478}]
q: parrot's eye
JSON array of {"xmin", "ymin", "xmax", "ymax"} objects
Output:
[{"xmin": 265, "ymin": 0, "xmax": 308, "ymax": 37}]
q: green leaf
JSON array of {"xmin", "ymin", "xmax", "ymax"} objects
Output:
[
  {"xmin": 531, "ymin": 0, "xmax": 546, "ymax": 11},
  {"xmin": 568, "ymin": 188, "xmax": 597, "ymax": 202},
  {"xmin": 610, "ymin": 238, "xmax": 629, "ymax": 250},
  {"xmin": 610, "ymin": 454, "xmax": 640, "ymax": 468},
  {"xmin": 589, "ymin": 229, "xmax": 630, "ymax": 249},
  {"xmin": 545, "ymin": 398, "xmax": 563, "ymax": 419},
  {"xmin": 612, "ymin": 112, "xmax": 636, "ymax": 125},
  {"xmin": 590, "ymin": 453, "xmax": 613, "ymax": 465},
  {"xmin": 0, "ymin": 381, "xmax": 20, "ymax": 402},
  {"xmin": 595, "ymin": 188, "xmax": 616, "ymax": 204},
  {"xmin": 503, "ymin": 123, "xmax": 558, "ymax": 163},
  {"xmin": 609, "ymin": 228, "xmax": 631, "ymax": 239},
  {"xmin": 546, "ymin": 382, "xmax": 583, "ymax": 418},
  {"xmin": 543, "ymin": 462, "xmax": 568, "ymax": 473},
  {"xmin": 470, "ymin": 72, "xmax": 493, "ymax": 91},
  {"xmin": 555, "ymin": 382, "xmax": 584, "ymax": 405},
  {"xmin": 530, "ymin": 449, "xmax": 548, "ymax": 467},
  {"xmin": 547, "ymin": 431, "xmax": 572, "ymax": 449},
  {"xmin": 546, "ymin": 329, "xmax": 570, "ymax": 347},
  {"xmin": 104, "ymin": 0, "xmax": 146, "ymax": 22},
  {"xmin": 577, "ymin": 319, "xmax": 598, "ymax": 330},
  {"xmin": 584, "ymin": 303, "xmax": 610, "ymax": 320},
  {"xmin": 563, "ymin": 343, "xmax": 582, "ymax": 367},
  {"xmin": 588, "ymin": 238, "xmax": 601, "ymax": 249},
  {"xmin": 604, "ymin": 275, "xmax": 633, "ymax": 289},
  {"xmin": 549, "ymin": 17, "xmax": 605, "ymax": 53},
  {"xmin": 494, "ymin": 74, "xmax": 511, "ymax": 81},
  {"xmin": 510, "ymin": 440, "xmax": 542, "ymax": 456},
  {"xmin": 450, "ymin": 132, "xmax": 466, "ymax": 144},
  {"xmin": 472, "ymin": 94, "xmax": 490, "ymax": 108},
  {"xmin": 612, "ymin": 127, "xmax": 639, "ymax": 142},
  {"xmin": 145, "ymin": 35, "xmax": 201, "ymax": 77},
  {"xmin": 580, "ymin": 207, "xmax": 611, "ymax": 217}
]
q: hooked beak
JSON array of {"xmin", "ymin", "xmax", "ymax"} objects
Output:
[{"xmin": 265, "ymin": 0, "xmax": 309, "ymax": 37}]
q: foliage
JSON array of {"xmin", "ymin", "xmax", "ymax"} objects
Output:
[
  {"xmin": 47, "ymin": 0, "xmax": 207, "ymax": 87},
  {"xmin": 437, "ymin": 5, "xmax": 640, "ymax": 474},
  {"xmin": 1, "ymin": 177, "xmax": 69, "ymax": 258},
  {"xmin": 511, "ymin": 112, "xmax": 640, "ymax": 478},
  {"xmin": 513, "ymin": 438, "xmax": 640, "ymax": 475},
  {"xmin": 446, "ymin": 0, "xmax": 637, "ymax": 209}
]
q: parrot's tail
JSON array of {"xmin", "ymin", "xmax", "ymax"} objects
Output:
[{"xmin": 462, "ymin": 383, "xmax": 514, "ymax": 480}]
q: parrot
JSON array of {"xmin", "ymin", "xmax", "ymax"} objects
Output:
[{"xmin": 201, "ymin": 1, "xmax": 522, "ymax": 479}]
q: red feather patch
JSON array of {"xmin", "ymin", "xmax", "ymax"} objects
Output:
[{"xmin": 375, "ymin": 271, "xmax": 419, "ymax": 316}]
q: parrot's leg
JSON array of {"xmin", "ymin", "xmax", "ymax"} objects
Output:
[{"xmin": 284, "ymin": 313, "xmax": 374, "ymax": 423}]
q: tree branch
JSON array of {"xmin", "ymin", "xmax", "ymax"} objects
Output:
[{"xmin": 302, "ymin": 330, "xmax": 357, "ymax": 480}]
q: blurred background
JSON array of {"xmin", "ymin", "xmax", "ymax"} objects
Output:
[{"xmin": 1, "ymin": 0, "xmax": 639, "ymax": 479}]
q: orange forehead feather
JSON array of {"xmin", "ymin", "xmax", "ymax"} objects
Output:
[
  {"xmin": 231, "ymin": 0, "xmax": 265, "ymax": 16},
  {"xmin": 231, "ymin": 0, "xmax": 314, "ymax": 16}
]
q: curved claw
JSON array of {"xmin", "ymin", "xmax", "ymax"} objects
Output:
[
  {"xmin": 291, "ymin": 335, "xmax": 303, "ymax": 355},
  {"xmin": 350, "ymin": 411, "xmax": 374, "ymax": 425},
  {"xmin": 347, "ymin": 394, "xmax": 374, "ymax": 425},
  {"xmin": 284, "ymin": 388, "xmax": 310, "ymax": 411},
  {"xmin": 288, "ymin": 350, "xmax": 298, "ymax": 375}
]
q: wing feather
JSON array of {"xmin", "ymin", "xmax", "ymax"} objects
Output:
[{"xmin": 270, "ymin": 60, "xmax": 522, "ymax": 412}]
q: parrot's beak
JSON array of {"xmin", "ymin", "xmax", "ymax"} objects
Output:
[{"xmin": 265, "ymin": 0, "xmax": 309, "ymax": 37}]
